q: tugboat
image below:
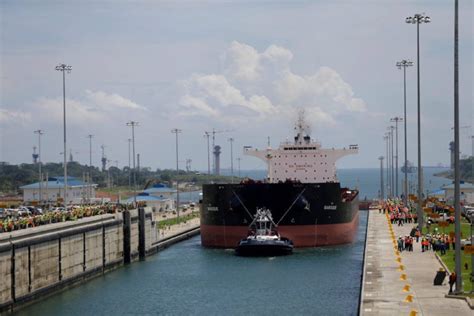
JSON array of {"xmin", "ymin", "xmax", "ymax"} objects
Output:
[{"xmin": 235, "ymin": 208, "xmax": 294, "ymax": 256}]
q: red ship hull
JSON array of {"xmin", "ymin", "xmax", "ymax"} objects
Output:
[{"xmin": 201, "ymin": 211, "xmax": 359, "ymax": 248}]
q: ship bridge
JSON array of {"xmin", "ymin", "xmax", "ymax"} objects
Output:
[{"xmin": 244, "ymin": 143, "xmax": 358, "ymax": 183}]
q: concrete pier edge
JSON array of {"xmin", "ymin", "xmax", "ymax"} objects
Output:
[
  {"xmin": 0, "ymin": 210, "xmax": 201, "ymax": 314},
  {"xmin": 358, "ymin": 210, "xmax": 370, "ymax": 316}
]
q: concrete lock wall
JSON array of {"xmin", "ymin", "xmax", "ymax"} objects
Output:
[{"xmin": 0, "ymin": 207, "xmax": 156, "ymax": 312}]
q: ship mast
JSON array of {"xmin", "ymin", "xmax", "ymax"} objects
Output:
[{"xmin": 294, "ymin": 109, "xmax": 311, "ymax": 145}]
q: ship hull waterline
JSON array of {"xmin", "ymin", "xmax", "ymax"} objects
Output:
[{"xmin": 201, "ymin": 212, "xmax": 359, "ymax": 248}]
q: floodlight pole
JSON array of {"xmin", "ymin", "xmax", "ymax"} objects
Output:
[
  {"xmin": 55, "ymin": 63, "xmax": 72, "ymax": 207},
  {"xmin": 126, "ymin": 121, "xmax": 139, "ymax": 206},
  {"xmin": 406, "ymin": 13, "xmax": 430, "ymax": 230},
  {"xmin": 453, "ymin": 0, "xmax": 462, "ymax": 294},
  {"xmin": 384, "ymin": 134, "xmax": 390, "ymax": 197},
  {"xmin": 87, "ymin": 134, "xmax": 93, "ymax": 202},
  {"xmin": 379, "ymin": 156, "xmax": 384, "ymax": 200},
  {"xmin": 228, "ymin": 137, "xmax": 234, "ymax": 183},
  {"xmin": 391, "ymin": 117, "xmax": 403, "ymax": 197},
  {"xmin": 396, "ymin": 60, "xmax": 413, "ymax": 205},
  {"xmin": 128, "ymin": 138, "xmax": 132, "ymax": 189},
  {"xmin": 204, "ymin": 132, "xmax": 211, "ymax": 175},
  {"xmin": 34, "ymin": 130, "xmax": 44, "ymax": 204},
  {"xmin": 171, "ymin": 128, "xmax": 182, "ymax": 219}
]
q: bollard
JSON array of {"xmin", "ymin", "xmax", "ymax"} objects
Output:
[
  {"xmin": 138, "ymin": 207, "xmax": 146, "ymax": 260},
  {"xmin": 404, "ymin": 294, "xmax": 413, "ymax": 303},
  {"xmin": 403, "ymin": 284, "xmax": 411, "ymax": 292},
  {"xmin": 396, "ymin": 257, "xmax": 402, "ymax": 263},
  {"xmin": 409, "ymin": 310, "xmax": 418, "ymax": 316},
  {"xmin": 123, "ymin": 210, "xmax": 131, "ymax": 264},
  {"xmin": 398, "ymin": 264, "xmax": 405, "ymax": 271},
  {"xmin": 400, "ymin": 273, "xmax": 407, "ymax": 281}
]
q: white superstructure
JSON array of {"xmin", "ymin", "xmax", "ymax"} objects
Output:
[{"xmin": 244, "ymin": 114, "xmax": 358, "ymax": 183}]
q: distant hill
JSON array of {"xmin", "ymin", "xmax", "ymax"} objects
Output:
[{"xmin": 433, "ymin": 157, "xmax": 474, "ymax": 183}]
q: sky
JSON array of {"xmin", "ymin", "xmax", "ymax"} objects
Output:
[{"xmin": 1, "ymin": 0, "xmax": 473, "ymax": 172}]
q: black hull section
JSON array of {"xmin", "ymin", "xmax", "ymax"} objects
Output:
[
  {"xmin": 235, "ymin": 240, "xmax": 294, "ymax": 256},
  {"xmin": 200, "ymin": 182, "xmax": 359, "ymax": 248},
  {"xmin": 202, "ymin": 182, "xmax": 358, "ymax": 226}
]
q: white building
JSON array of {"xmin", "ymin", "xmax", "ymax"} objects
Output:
[
  {"xmin": 442, "ymin": 182, "xmax": 474, "ymax": 204},
  {"xmin": 124, "ymin": 184, "xmax": 176, "ymax": 211},
  {"xmin": 20, "ymin": 176, "xmax": 97, "ymax": 204}
]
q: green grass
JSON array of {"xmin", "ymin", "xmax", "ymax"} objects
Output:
[
  {"xmin": 425, "ymin": 218, "xmax": 474, "ymax": 293},
  {"xmin": 157, "ymin": 212, "xmax": 199, "ymax": 230},
  {"xmin": 423, "ymin": 219, "xmax": 471, "ymax": 238},
  {"xmin": 437, "ymin": 249, "xmax": 473, "ymax": 293}
]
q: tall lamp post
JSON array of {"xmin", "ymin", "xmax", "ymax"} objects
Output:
[
  {"xmin": 391, "ymin": 117, "xmax": 403, "ymax": 198},
  {"xmin": 453, "ymin": 0, "xmax": 462, "ymax": 294},
  {"xmin": 237, "ymin": 157, "xmax": 242, "ymax": 178},
  {"xmin": 379, "ymin": 156, "xmax": 384, "ymax": 200},
  {"xmin": 55, "ymin": 63, "xmax": 72, "ymax": 207},
  {"xmin": 228, "ymin": 137, "xmax": 234, "ymax": 184},
  {"xmin": 171, "ymin": 128, "xmax": 182, "ymax": 219},
  {"xmin": 87, "ymin": 134, "xmax": 93, "ymax": 202},
  {"xmin": 34, "ymin": 130, "xmax": 44, "ymax": 204},
  {"xmin": 406, "ymin": 13, "xmax": 430, "ymax": 229},
  {"xmin": 126, "ymin": 121, "xmax": 139, "ymax": 206},
  {"xmin": 204, "ymin": 132, "xmax": 211, "ymax": 175},
  {"xmin": 128, "ymin": 138, "xmax": 132, "ymax": 189},
  {"xmin": 384, "ymin": 134, "xmax": 390, "ymax": 197},
  {"xmin": 388, "ymin": 126, "xmax": 395, "ymax": 198},
  {"xmin": 396, "ymin": 60, "xmax": 413, "ymax": 205}
]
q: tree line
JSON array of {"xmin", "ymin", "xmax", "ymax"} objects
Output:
[{"xmin": 0, "ymin": 162, "xmax": 238, "ymax": 194}]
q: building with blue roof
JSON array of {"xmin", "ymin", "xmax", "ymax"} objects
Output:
[
  {"xmin": 20, "ymin": 177, "xmax": 97, "ymax": 204},
  {"xmin": 122, "ymin": 192, "xmax": 174, "ymax": 212},
  {"xmin": 441, "ymin": 182, "xmax": 474, "ymax": 204}
]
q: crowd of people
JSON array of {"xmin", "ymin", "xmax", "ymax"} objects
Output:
[
  {"xmin": 381, "ymin": 199, "xmax": 457, "ymax": 256},
  {"xmin": 0, "ymin": 203, "xmax": 142, "ymax": 233}
]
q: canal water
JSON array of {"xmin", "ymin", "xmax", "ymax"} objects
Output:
[{"xmin": 17, "ymin": 211, "xmax": 368, "ymax": 316}]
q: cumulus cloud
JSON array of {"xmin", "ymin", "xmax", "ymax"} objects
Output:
[
  {"xmin": 179, "ymin": 41, "xmax": 366, "ymax": 125},
  {"xmin": 85, "ymin": 90, "xmax": 147, "ymax": 111},
  {"xmin": 0, "ymin": 108, "xmax": 32, "ymax": 124},
  {"xmin": 180, "ymin": 74, "xmax": 276, "ymax": 119},
  {"xmin": 29, "ymin": 90, "xmax": 146, "ymax": 125}
]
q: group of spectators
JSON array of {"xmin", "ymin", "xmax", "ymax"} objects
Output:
[
  {"xmin": 420, "ymin": 233, "xmax": 456, "ymax": 255},
  {"xmin": 381, "ymin": 199, "xmax": 457, "ymax": 256},
  {"xmin": 0, "ymin": 203, "xmax": 144, "ymax": 233}
]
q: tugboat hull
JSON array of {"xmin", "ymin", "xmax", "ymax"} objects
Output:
[{"xmin": 235, "ymin": 239, "xmax": 294, "ymax": 256}]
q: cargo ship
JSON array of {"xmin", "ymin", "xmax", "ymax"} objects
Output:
[{"xmin": 200, "ymin": 113, "xmax": 359, "ymax": 248}]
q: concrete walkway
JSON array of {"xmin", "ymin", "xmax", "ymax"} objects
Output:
[{"xmin": 361, "ymin": 211, "xmax": 471, "ymax": 315}]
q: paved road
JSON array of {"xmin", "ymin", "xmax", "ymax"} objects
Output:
[{"xmin": 361, "ymin": 211, "xmax": 471, "ymax": 315}]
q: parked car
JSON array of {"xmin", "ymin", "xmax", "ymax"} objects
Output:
[
  {"xmin": 427, "ymin": 212, "xmax": 454, "ymax": 224},
  {"xmin": 461, "ymin": 238, "xmax": 473, "ymax": 250}
]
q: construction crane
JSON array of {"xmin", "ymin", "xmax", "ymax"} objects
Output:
[{"xmin": 204, "ymin": 128, "xmax": 234, "ymax": 174}]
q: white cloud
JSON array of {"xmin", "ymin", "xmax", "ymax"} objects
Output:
[
  {"xmin": 179, "ymin": 42, "xmax": 367, "ymax": 125},
  {"xmin": 85, "ymin": 90, "xmax": 147, "ymax": 111},
  {"xmin": 180, "ymin": 74, "xmax": 277, "ymax": 119},
  {"xmin": 29, "ymin": 90, "xmax": 147, "ymax": 125},
  {"xmin": 224, "ymin": 41, "xmax": 261, "ymax": 81},
  {"xmin": 0, "ymin": 108, "xmax": 32, "ymax": 124}
]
